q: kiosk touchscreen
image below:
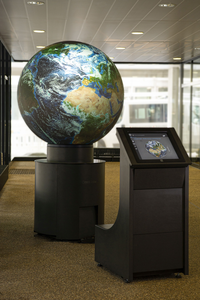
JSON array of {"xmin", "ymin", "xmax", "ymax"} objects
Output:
[
  {"xmin": 129, "ymin": 132, "xmax": 179, "ymax": 160},
  {"xmin": 117, "ymin": 127, "xmax": 191, "ymax": 167}
]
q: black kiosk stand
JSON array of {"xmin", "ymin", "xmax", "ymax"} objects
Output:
[
  {"xmin": 34, "ymin": 144, "xmax": 105, "ymax": 240},
  {"xmin": 95, "ymin": 128, "xmax": 191, "ymax": 282}
]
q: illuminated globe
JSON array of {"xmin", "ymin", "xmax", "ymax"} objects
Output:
[{"xmin": 17, "ymin": 41, "xmax": 124, "ymax": 145}]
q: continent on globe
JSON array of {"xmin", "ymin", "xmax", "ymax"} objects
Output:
[
  {"xmin": 17, "ymin": 41, "xmax": 124, "ymax": 145},
  {"xmin": 145, "ymin": 140, "xmax": 167, "ymax": 158}
]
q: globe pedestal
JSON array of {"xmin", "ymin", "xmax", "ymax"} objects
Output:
[{"xmin": 34, "ymin": 144, "xmax": 105, "ymax": 240}]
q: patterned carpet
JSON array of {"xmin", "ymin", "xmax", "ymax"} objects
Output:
[{"xmin": 0, "ymin": 161, "xmax": 200, "ymax": 299}]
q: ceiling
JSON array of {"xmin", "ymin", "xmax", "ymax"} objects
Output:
[{"xmin": 1, "ymin": 0, "xmax": 200, "ymax": 63}]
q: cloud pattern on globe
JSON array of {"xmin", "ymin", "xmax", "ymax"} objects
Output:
[
  {"xmin": 17, "ymin": 42, "xmax": 124, "ymax": 145},
  {"xmin": 145, "ymin": 140, "xmax": 167, "ymax": 158}
]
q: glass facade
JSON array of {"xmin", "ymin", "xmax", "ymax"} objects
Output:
[
  {"xmin": 0, "ymin": 42, "xmax": 11, "ymax": 165},
  {"xmin": 10, "ymin": 58, "xmax": 200, "ymax": 167},
  {"xmin": 182, "ymin": 86, "xmax": 191, "ymax": 155},
  {"xmin": 181, "ymin": 57, "xmax": 200, "ymax": 167},
  {"xmin": 191, "ymin": 86, "xmax": 200, "ymax": 162},
  {"xmin": 11, "ymin": 63, "xmax": 181, "ymax": 154},
  {"xmin": 11, "ymin": 62, "xmax": 47, "ymax": 159}
]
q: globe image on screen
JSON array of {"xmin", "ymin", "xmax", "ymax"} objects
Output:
[
  {"xmin": 17, "ymin": 41, "xmax": 124, "ymax": 145},
  {"xmin": 145, "ymin": 140, "xmax": 167, "ymax": 158}
]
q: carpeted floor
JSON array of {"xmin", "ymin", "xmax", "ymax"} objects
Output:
[{"xmin": 0, "ymin": 161, "xmax": 200, "ymax": 300}]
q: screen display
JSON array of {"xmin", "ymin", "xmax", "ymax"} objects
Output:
[{"xmin": 128, "ymin": 132, "xmax": 179, "ymax": 160}]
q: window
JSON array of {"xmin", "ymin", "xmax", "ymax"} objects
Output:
[
  {"xmin": 129, "ymin": 104, "xmax": 168, "ymax": 123},
  {"xmin": 12, "ymin": 62, "xmax": 180, "ymax": 151},
  {"xmin": 11, "ymin": 62, "xmax": 47, "ymax": 159}
]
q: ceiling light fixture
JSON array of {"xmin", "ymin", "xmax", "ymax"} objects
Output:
[
  {"xmin": 27, "ymin": 1, "xmax": 45, "ymax": 5},
  {"xmin": 36, "ymin": 46, "xmax": 45, "ymax": 49},
  {"xmin": 173, "ymin": 57, "xmax": 181, "ymax": 61},
  {"xmin": 159, "ymin": 3, "xmax": 176, "ymax": 7},
  {"xmin": 109, "ymin": 57, "xmax": 114, "ymax": 60},
  {"xmin": 33, "ymin": 30, "xmax": 45, "ymax": 33},
  {"xmin": 116, "ymin": 47, "xmax": 125, "ymax": 50},
  {"xmin": 131, "ymin": 31, "xmax": 144, "ymax": 35}
]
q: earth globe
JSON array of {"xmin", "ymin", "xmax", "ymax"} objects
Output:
[{"xmin": 17, "ymin": 41, "xmax": 124, "ymax": 145}]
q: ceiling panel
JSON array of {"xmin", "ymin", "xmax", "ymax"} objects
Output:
[
  {"xmin": 1, "ymin": 0, "xmax": 200, "ymax": 62},
  {"xmin": 101, "ymin": 41, "xmax": 123, "ymax": 53},
  {"xmin": 48, "ymin": 19, "xmax": 65, "ymax": 41},
  {"xmin": 125, "ymin": 0, "xmax": 161, "ymax": 21},
  {"xmin": 47, "ymin": 0, "xmax": 70, "ymax": 19},
  {"xmin": 29, "ymin": 19, "xmax": 47, "ymax": 31},
  {"xmin": 91, "ymin": 41, "xmax": 104, "ymax": 50},
  {"xmin": 26, "ymin": 1, "xmax": 46, "ymax": 20},
  {"xmin": 6, "ymin": 42, "xmax": 23, "ymax": 57},
  {"xmin": 90, "ymin": 21, "xmax": 121, "ymax": 42},
  {"xmin": 10, "ymin": 18, "xmax": 30, "ymax": 33},
  {"xmin": 107, "ymin": 20, "xmax": 141, "ymax": 40},
  {"xmin": 14, "ymin": 32, "xmax": 32, "ymax": 42},
  {"xmin": 140, "ymin": 1, "xmax": 182, "ymax": 21},
  {"xmin": 0, "ymin": 18, "xmax": 15, "ymax": 36},
  {"xmin": 2, "ymin": 0, "xmax": 27, "ymax": 18},
  {"xmin": 66, "ymin": 0, "xmax": 92, "ymax": 22},
  {"xmin": 105, "ymin": 0, "xmax": 138, "ymax": 21},
  {"xmin": 0, "ymin": 2, "xmax": 7, "ymax": 19},
  {"xmin": 163, "ymin": 0, "xmax": 200, "ymax": 21},
  {"xmin": 2, "ymin": 38, "xmax": 19, "ymax": 47},
  {"xmin": 138, "ymin": 21, "xmax": 188, "ymax": 41},
  {"xmin": 32, "ymin": 33, "xmax": 47, "ymax": 45},
  {"xmin": 78, "ymin": 21, "xmax": 103, "ymax": 41},
  {"xmin": 19, "ymin": 41, "xmax": 35, "ymax": 51},
  {"xmin": 86, "ymin": 0, "xmax": 116, "ymax": 22}
]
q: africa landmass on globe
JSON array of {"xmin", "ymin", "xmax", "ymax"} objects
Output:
[
  {"xmin": 145, "ymin": 140, "xmax": 167, "ymax": 158},
  {"xmin": 17, "ymin": 41, "xmax": 124, "ymax": 145}
]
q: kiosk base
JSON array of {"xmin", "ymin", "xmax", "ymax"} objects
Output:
[
  {"xmin": 95, "ymin": 165, "xmax": 189, "ymax": 282},
  {"xmin": 34, "ymin": 145, "xmax": 105, "ymax": 240},
  {"xmin": 95, "ymin": 127, "xmax": 190, "ymax": 282}
]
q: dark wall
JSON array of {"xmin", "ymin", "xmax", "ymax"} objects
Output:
[{"xmin": 0, "ymin": 41, "xmax": 11, "ymax": 165}]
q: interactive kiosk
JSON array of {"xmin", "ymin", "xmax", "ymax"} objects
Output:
[{"xmin": 95, "ymin": 127, "xmax": 191, "ymax": 282}]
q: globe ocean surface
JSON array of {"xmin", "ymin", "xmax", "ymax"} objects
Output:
[{"xmin": 17, "ymin": 41, "xmax": 124, "ymax": 145}]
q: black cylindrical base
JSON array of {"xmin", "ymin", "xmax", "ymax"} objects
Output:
[
  {"xmin": 47, "ymin": 144, "xmax": 93, "ymax": 163},
  {"xmin": 34, "ymin": 145, "xmax": 105, "ymax": 240}
]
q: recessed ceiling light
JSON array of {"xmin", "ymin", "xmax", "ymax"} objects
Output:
[
  {"xmin": 33, "ymin": 30, "xmax": 45, "ymax": 33},
  {"xmin": 36, "ymin": 46, "xmax": 45, "ymax": 49},
  {"xmin": 27, "ymin": 1, "xmax": 45, "ymax": 5},
  {"xmin": 159, "ymin": 3, "xmax": 176, "ymax": 7},
  {"xmin": 109, "ymin": 57, "xmax": 114, "ymax": 60},
  {"xmin": 116, "ymin": 47, "xmax": 125, "ymax": 50},
  {"xmin": 173, "ymin": 57, "xmax": 182, "ymax": 61},
  {"xmin": 131, "ymin": 31, "xmax": 144, "ymax": 35}
]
